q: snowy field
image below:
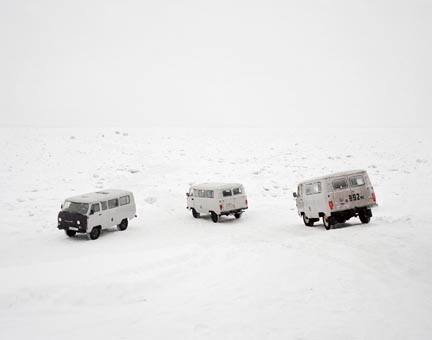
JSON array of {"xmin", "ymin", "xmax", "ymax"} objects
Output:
[{"xmin": 1, "ymin": 126, "xmax": 431, "ymax": 340}]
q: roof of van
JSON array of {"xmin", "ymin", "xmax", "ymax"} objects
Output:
[
  {"xmin": 190, "ymin": 182, "xmax": 243, "ymax": 190},
  {"xmin": 65, "ymin": 189, "xmax": 133, "ymax": 203},
  {"xmin": 298, "ymin": 169, "xmax": 367, "ymax": 185}
]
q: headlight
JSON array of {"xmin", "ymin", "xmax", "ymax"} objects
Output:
[
  {"xmin": 58, "ymin": 217, "xmax": 62, "ymax": 222},
  {"xmin": 77, "ymin": 220, "xmax": 80, "ymax": 225}
]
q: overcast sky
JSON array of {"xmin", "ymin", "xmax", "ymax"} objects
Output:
[{"xmin": 1, "ymin": 0, "xmax": 431, "ymax": 127}]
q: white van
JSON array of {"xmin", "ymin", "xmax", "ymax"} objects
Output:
[
  {"xmin": 186, "ymin": 183, "xmax": 248, "ymax": 223},
  {"xmin": 293, "ymin": 170, "xmax": 377, "ymax": 230},
  {"xmin": 57, "ymin": 189, "xmax": 137, "ymax": 240}
]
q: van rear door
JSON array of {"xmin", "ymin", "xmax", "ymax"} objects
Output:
[
  {"xmin": 232, "ymin": 186, "xmax": 247, "ymax": 210},
  {"xmin": 348, "ymin": 173, "xmax": 369, "ymax": 208},
  {"xmin": 331, "ymin": 177, "xmax": 352, "ymax": 211},
  {"xmin": 221, "ymin": 189, "xmax": 235, "ymax": 212}
]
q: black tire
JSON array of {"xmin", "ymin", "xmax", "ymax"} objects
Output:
[
  {"xmin": 210, "ymin": 211, "xmax": 219, "ymax": 223},
  {"xmin": 65, "ymin": 230, "xmax": 76, "ymax": 237},
  {"xmin": 359, "ymin": 212, "xmax": 371, "ymax": 224},
  {"xmin": 303, "ymin": 214, "xmax": 315, "ymax": 227},
  {"xmin": 89, "ymin": 227, "xmax": 101, "ymax": 240},
  {"xmin": 192, "ymin": 208, "xmax": 200, "ymax": 218},
  {"xmin": 323, "ymin": 216, "xmax": 333, "ymax": 230},
  {"xmin": 234, "ymin": 212, "xmax": 242, "ymax": 219},
  {"xmin": 117, "ymin": 219, "xmax": 128, "ymax": 231}
]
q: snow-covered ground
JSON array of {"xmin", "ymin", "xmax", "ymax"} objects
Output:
[{"xmin": 1, "ymin": 127, "xmax": 431, "ymax": 340}]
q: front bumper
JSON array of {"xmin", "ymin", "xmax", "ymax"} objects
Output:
[{"xmin": 57, "ymin": 223, "xmax": 87, "ymax": 233}]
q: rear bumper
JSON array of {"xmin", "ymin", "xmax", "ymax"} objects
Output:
[
  {"xmin": 220, "ymin": 207, "xmax": 248, "ymax": 216},
  {"xmin": 330, "ymin": 206, "xmax": 373, "ymax": 218}
]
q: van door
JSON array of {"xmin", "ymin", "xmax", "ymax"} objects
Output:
[
  {"xmin": 296, "ymin": 184, "xmax": 305, "ymax": 214},
  {"xmin": 331, "ymin": 177, "xmax": 352, "ymax": 211},
  {"xmin": 194, "ymin": 189, "xmax": 206, "ymax": 214},
  {"xmin": 187, "ymin": 188, "xmax": 194, "ymax": 209},
  {"xmin": 99, "ymin": 201, "xmax": 110, "ymax": 228},
  {"xmin": 348, "ymin": 174, "xmax": 369, "ymax": 208},
  {"xmin": 304, "ymin": 182, "xmax": 322, "ymax": 218},
  {"xmin": 107, "ymin": 198, "xmax": 119, "ymax": 227},
  {"xmin": 88, "ymin": 203, "xmax": 102, "ymax": 229},
  {"xmin": 232, "ymin": 187, "xmax": 247, "ymax": 210},
  {"xmin": 221, "ymin": 189, "xmax": 235, "ymax": 212}
]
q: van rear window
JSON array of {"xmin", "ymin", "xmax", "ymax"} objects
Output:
[
  {"xmin": 349, "ymin": 175, "xmax": 365, "ymax": 187},
  {"xmin": 233, "ymin": 187, "xmax": 243, "ymax": 195},
  {"xmin": 333, "ymin": 178, "xmax": 348, "ymax": 190},
  {"xmin": 222, "ymin": 189, "xmax": 232, "ymax": 197},
  {"xmin": 119, "ymin": 195, "xmax": 130, "ymax": 206}
]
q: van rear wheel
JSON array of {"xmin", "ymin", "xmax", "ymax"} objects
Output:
[
  {"xmin": 89, "ymin": 227, "xmax": 101, "ymax": 240},
  {"xmin": 359, "ymin": 212, "xmax": 371, "ymax": 224},
  {"xmin": 323, "ymin": 216, "xmax": 333, "ymax": 230},
  {"xmin": 65, "ymin": 230, "xmax": 76, "ymax": 237},
  {"xmin": 210, "ymin": 211, "xmax": 219, "ymax": 223},
  {"xmin": 192, "ymin": 208, "xmax": 200, "ymax": 218},
  {"xmin": 117, "ymin": 219, "xmax": 128, "ymax": 231},
  {"xmin": 234, "ymin": 212, "xmax": 242, "ymax": 219},
  {"xmin": 303, "ymin": 215, "xmax": 315, "ymax": 227}
]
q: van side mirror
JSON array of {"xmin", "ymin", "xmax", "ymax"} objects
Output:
[
  {"xmin": 90, "ymin": 209, "xmax": 94, "ymax": 215},
  {"xmin": 186, "ymin": 193, "xmax": 190, "ymax": 197},
  {"xmin": 293, "ymin": 192, "xmax": 297, "ymax": 198},
  {"xmin": 61, "ymin": 204, "xmax": 63, "ymax": 209}
]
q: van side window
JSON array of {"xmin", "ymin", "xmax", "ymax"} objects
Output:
[
  {"xmin": 305, "ymin": 182, "xmax": 321, "ymax": 195},
  {"xmin": 101, "ymin": 201, "xmax": 107, "ymax": 210},
  {"xmin": 349, "ymin": 175, "xmax": 365, "ymax": 187},
  {"xmin": 233, "ymin": 187, "xmax": 242, "ymax": 195},
  {"xmin": 333, "ymin": 178, "xmax": 348, "ymax": 190},
  {"xmin": 198, "ymin": 190, "xmax": 205, "ymax": 198},
  {"xmin": 91, "ymin": 203, "xmax": 100, "ymax": 213},
  {"xmin": 119, "ymin": 195, "xmax": 130, "ymax": 206},
  {"xmin": 222, "ymin": 189, "xmax": 232, "ymax": 197},
  {"xmin": 108, "ymin": 198, "xmax": 119, "ymax": 209},
  {"xmin": 205, "ymin": 190, "xmax": 214, "ymax": 198},
  {"xmin": 193, "ymin": 189, "xmax": 198, "ymax": 197}
]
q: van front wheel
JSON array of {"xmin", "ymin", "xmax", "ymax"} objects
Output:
[
  {"xmin": 210, "ymin": 212, "xmax": 219, "ymax": 223},
  {"xmin": 65, "ymin": 230, "xmax": 76, "ymax": 237},
  {"xmin": 192, "ymin": 208, "xmax": 200, "ymax": 218},
  {"xmin": 303, "ymin": 215, "xmax": 315, "ymax": 227},
  {"xmin": 118, "ymin": 219, "xmax": 128, "ymax": 231},
  {"xmin": 89, "ymin": 227, "xmax": 101, "ymax": 240}
]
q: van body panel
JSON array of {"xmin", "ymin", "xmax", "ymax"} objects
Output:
[
  {"xmin": 58, "ymin": 189, "xmax": 136, "ymax": 235},
  {"xmin": 187, "ymin": 183, "xmax": 248, "ymax": 217},
  {"xmin": 295, "ymin": 170, "xmax": 377, "ymax": 225}
]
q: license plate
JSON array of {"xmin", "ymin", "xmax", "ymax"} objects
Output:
[{"xmin": 69, "ymin": 227, "xmax": 78, "ymax": 231}]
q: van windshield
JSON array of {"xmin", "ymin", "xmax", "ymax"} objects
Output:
[{"xmin": 62, "ymin": 201, "xmax": 89, "ymax": 215}]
